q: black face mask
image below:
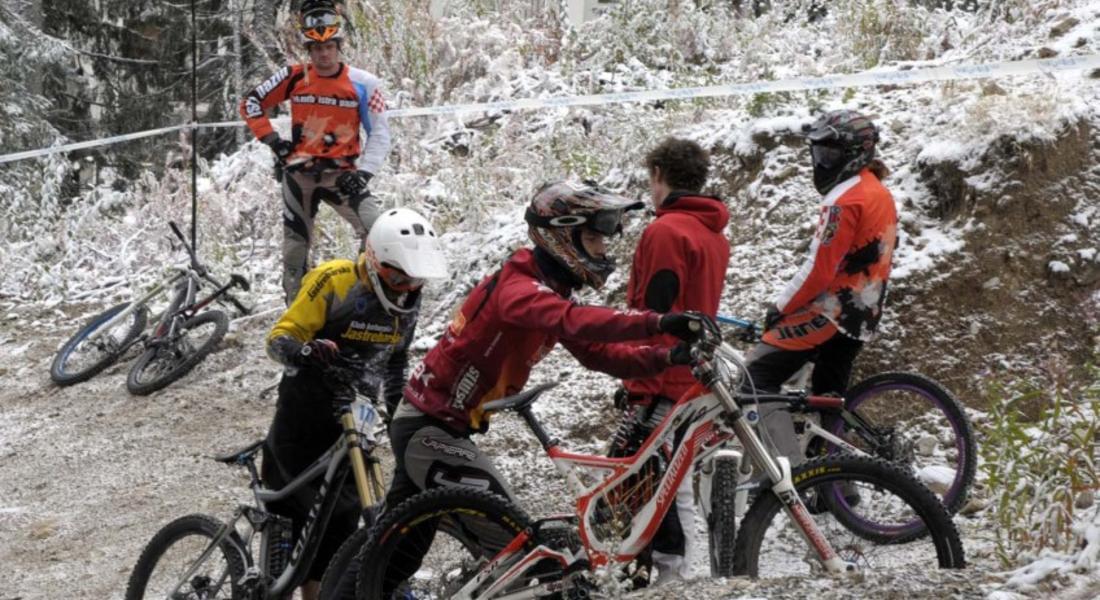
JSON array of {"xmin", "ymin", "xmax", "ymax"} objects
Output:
[{"xmin": 811, "ymin": 143, "xmax": 853, "ymax": 195}]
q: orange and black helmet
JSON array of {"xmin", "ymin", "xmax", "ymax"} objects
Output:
[{"xmin": 299, "ymin": 0, "xmax": 343, "ymax": 45}]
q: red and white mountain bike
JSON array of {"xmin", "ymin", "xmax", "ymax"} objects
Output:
[{"xmin": 336, "ymin": 317, "xmax": 965, "ymax": 599}]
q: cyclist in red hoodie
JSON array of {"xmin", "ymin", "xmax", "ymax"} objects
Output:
[
  {"xmin": 745, "ymin": 110, "xmax": 897, "ymax": 470},
  {"xmin": 386, "ymin": 181, "xmax": 707, "ymax": 509},
  {"xmin": 359, "ymin": 181, "xmax": 708, "ymax": 596},
  {"xmin": 611, "ymin": 138, "xmax": 730, "ymax": 585}
]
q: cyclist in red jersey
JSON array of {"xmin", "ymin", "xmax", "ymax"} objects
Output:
[
  {"xmin": 744, "ymin": 110, "xmax": 898, "ymax": 469},
  {"xmin": 386, "ymin": 180, "xmax": 707, "ymax": 508},
  {"xmin": 240, "ymin": 0, "xmax": 392, "ymax": 303}
]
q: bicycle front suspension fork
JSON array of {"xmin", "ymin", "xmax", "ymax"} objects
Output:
[{"xmin": 711, "ymin": 379, "xmax": 852, "ymax": 574}]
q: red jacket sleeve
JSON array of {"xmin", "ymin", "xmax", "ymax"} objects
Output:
[
  {"xmin": 496, "ymin": 276, "xmax": 661, "ymax": 341},
  {"xmin": 239, "ymin": 65, "xmax": 297, "ymax": 141},
  {"xmin": 560, "ymin": 339, "xmax": 670, "ymax": 379},
  {"xmin": 776, "ymin": 202, "xmax": 859, "ymax": 314}
]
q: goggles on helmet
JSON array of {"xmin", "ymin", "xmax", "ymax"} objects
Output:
[
  {"xmin": 300, "ymin": 11, "xmax": 341, "ymax": 43},
  {"xmin": 378, "ymin": 262, "xmax": 424, "ymax": 292},
  {"xmin": 524, "ymin": 208, "xmax": 626, "ymax": 236},
  {"xmin": 810, "ymin": 143, "xmax": 848, "ymax": 171}
]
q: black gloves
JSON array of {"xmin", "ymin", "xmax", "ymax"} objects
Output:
[
  {"xmin": 668, "ymin": 342, "xmax": 693, "ymax": 366},
  {"xmin": 337, "ymin": 169, "xmax": 373, "ymax": 198},
  {"xmin": 265, "ymin": 136, "xmax": 294, "ymax": 163},
  {"xmin": 294, "ymin": 339, "xmax": 341, "ymax": 367},
  {"xmin": 764, "ymin": 305, "xmax": 783, "ymax": 332},
  {"xmin": 658, "ymin": 311, "xmax": 707, "ymax": 342}
]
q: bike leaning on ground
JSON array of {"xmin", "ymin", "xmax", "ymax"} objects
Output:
[
  {"xmin": 49, "ymin": 221, "xmax": 251, "ymax": 395},
  {"xmin": 124, "ymin": 357, "xmax": 389, "ymax": 600}
]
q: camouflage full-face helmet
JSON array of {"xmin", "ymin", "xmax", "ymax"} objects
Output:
[
  {"xmin": 803, "ymin": 109, "xmax": 879, "ymax": 195},
  {"xmin": 525, "ymin": 181, "xmax": 642, "ymax": 289}
]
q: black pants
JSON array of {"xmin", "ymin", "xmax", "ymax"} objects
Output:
[
  {"xmin": 741, "ymin": 332, "xmax": 863, "ymax": 466},
  {"xmin": 607, "ymin": 398, "xmax": 687, "ymax": 561},
  {"xmin": 742, "ymin": 331, "xmax": 864, "ymax": 395},
  {"xmin": 261, "ymin": 372, "xmax": 360, "ymax": 582}
]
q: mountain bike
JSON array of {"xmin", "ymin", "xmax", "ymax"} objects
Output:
[
  {"xmin": 697, "ymin": 314, "xmax": 976, "ymax": 576},
  {"xmin": 49, "ymin": 221, "xmax": 251, "ymax": 395},
  {"xmin": 340, "ymin": 317, "xmax": 965, "ymax": 599},
  {"xmin": 124, "ymin": 361, "xmax": 389, "ymax": 600}
]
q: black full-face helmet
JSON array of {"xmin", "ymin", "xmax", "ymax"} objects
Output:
[{"xmin": 803, "ymin": 110, "xmax": 879, "ymax": 195}]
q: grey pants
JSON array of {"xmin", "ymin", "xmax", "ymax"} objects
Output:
[{"xmin": 280, "ymin": 169, "xmax": 381, "ymax": 303}]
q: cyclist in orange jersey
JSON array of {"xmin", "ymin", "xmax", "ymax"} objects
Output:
[
  {"xmin": 240, "ymin": 0, "xmax": 392, "ymax": 304},
  {"xmin": 743, "ymin": 110, "xmax": 897, "ymax": 470}
]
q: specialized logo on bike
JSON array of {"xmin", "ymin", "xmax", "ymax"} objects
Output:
[{"xmin": 421, "ymin": 436, "xmax": 476, "ymax": 461}]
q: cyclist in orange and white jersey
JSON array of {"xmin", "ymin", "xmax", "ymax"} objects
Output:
[
  {"xmin": 744, "ymin": 110, "xmax": 898, "ymax": 469},
  {"xmin": 240, "ymin": 0, "xmax": 392, "ymax": 304}
]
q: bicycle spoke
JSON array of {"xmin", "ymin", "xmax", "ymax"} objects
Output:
[
  {"xmin": 143, "ymin": 533, "xmax": 233, "ymax": 599},
  {"xmin": 756, "ymin": 480, "xmax": 945, "ymax": 575}
]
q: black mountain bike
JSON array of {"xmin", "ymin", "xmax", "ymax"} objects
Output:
[
  {"xmin": 49, "ymin": 221, "xmax": 251, "ymax": 395},
  {"xmin": 124, "ymin": 362, "xmax": 389, "ymax": 599}
]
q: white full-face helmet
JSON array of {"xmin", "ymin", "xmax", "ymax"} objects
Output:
[{"xmin": 357, "ymin": 208, "xmax": 449, "ymax": 314}]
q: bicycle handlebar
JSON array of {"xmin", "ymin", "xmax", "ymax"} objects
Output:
[
  {"xmin": 716, "ymin": 314, "xmax": 762, "ymax": 343},
  {"xmin": 716, "ymin": 314, "xmax": 755, "ymax": 329}
]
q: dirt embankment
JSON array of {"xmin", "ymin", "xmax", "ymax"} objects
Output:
[{"xmin": 863, "ymin": 122, "xmax": 1100, "ymax": 407}]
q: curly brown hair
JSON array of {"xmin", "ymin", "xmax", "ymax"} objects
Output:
[{"xmin": 644, "ymin": 137, "xmax": 710, "ymax": 192}]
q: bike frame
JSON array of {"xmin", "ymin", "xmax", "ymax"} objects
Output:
[
  {"xmin": 165, "ymin": 407, "xmax": 385, "ymax": 599},
  {"xmin": 457, "ymin": 360, "xmax": 853, "ymax": 599}
]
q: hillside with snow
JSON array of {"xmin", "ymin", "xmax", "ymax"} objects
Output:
[{"xmin": 2, "ymin": 1, "xmax": 1099, "ymax": 598}]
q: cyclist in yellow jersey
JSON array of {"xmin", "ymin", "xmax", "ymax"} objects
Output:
[{"xmin": 262, "ymin": 208, "xmax": 446, "ymax": 600}]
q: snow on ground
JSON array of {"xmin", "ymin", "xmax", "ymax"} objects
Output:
[{"xmin": 3, "ymin": 1, "xmax": 1100, "ymax": 598}]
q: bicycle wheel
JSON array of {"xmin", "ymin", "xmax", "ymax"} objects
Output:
[
  {"xmin": 125, "ymin": 513, "xmax": 249, "ymax": 600},
  {"xmin": 127, "ymin": 310, "xmax": 229, "ymax": 395},
  {"xmin": 50, "ymin": 302, "xmax": 147, "ymax": 386},
  {"xmin": 732, "ymin": 455, "xmax": 965, "ymax": 578},
  {"xmin": 355, "ymin": 487, "xmax": 550, "ymax": 600},
  {"xmin": 825, "ymin": 372, "xmax": 976, "ymax": 541},
  {"xmin": 707, "ymin": 454, "xmax": 739, "ymax": 578}
]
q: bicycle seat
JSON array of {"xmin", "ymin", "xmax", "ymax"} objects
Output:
[
  {"xmin": 481, "ymin": 382, "xmax": 558, "ymax": 415},
  {"xmin": 212, "ymin": 439, "xmax": 265, "ymax": 464}
]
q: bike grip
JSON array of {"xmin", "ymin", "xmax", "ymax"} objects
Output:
[
  {"xmin": 226, "ymin": 294, "xmax": 252, "ymax": 316},
  {"xmin": 230, "ymin": 273, "xmax": 251, "ymax": 292}
]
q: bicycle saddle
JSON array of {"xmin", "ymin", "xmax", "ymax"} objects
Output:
[
  {"xmin": 481, "ymin": 382, "xmax": 558, "ymax": 414},
  {"xmin": 212, "ymin": 439, "xmax": 265, "ymax": 464}
]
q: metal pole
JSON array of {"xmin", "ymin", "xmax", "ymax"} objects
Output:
[
  {"xmin": 191, "ymin": 0, "xmax": 199, "ymax": 249},
  {"xmin": 233, "ymin": 0, "xmax": 244, "ymax": 146}
]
